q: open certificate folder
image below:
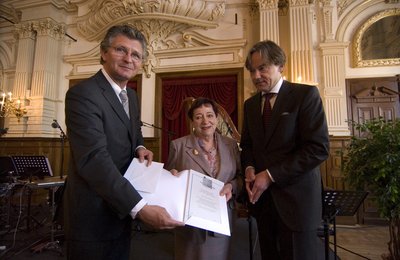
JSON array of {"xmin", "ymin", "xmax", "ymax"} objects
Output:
[{"xmin": 123, "ymin": 160, "xmax": 230, "ymax": 236}]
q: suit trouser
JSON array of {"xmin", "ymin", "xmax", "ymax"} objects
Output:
[
  {"xmin": 255, "ymin": 192, "xmax": 321, "ymax": 260},
  {"xmin": 66, "ymin": 230, "xmax": 130, "ymax": 260}
]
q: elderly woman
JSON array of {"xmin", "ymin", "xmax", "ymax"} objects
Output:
[{"xmin": 165, "ymin": 97, "xmax": 240, "ymax": 260}]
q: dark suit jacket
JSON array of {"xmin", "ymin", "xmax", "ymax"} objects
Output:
[
  {"xmin": 240, "ymin": 80, "xmax": 330, "ymax": 232},
  {"xmin": 64, "ymin": 70, "xmax": 144, "ymax": 241}
]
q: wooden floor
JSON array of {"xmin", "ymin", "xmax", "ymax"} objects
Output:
[
  {"xmin": 0, "ymin": 194, "xmax": 392, "ymax": 260},
  {"xmin": 333, "ymin": 224, "xmax": 390, "ymax": 260},
  {"xmin": 0, "ymin": 220, "xmax": 391, "ymax": 260}
]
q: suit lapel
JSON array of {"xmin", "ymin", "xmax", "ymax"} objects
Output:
[
  {"xmin": 264, "ymin": 81, "xmax": 292, "ymax": 144},
  {"xmin": 248, "ymin": 93, "xmax": 265, "ymax": 142},
  {"xmin": 184, "ymin": 135, "xmax": 213, "ymax": 176},
  {"xmin": 95, "ymin": 71, "xmax": 133, "ymax": 137}
]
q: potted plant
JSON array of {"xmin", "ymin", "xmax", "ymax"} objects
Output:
[{"xmin": 343, "ymin": 118, "xmax": 400, "ymax": 260}]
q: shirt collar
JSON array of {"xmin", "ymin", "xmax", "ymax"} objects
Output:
[
  {"xmin": 101, "ymin": 68, "xmax": 127, "ymax": 97},
  {"xmin": 262, "ymin": 77, "xmax": 283, "ymax": 95}
]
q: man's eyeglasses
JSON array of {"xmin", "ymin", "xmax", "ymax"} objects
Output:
[{"xmin": 110, "ymin": 46, "xmax": 143, "ymax": 62}]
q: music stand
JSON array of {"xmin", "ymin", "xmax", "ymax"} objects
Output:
[
  {"xmin": 11, "ymin": 155, "xmax": 53, "ymax": 181},
  {"xmin": 322, "ymin": 190, "xmax": 368, "ymax": 260},
  {"xmin": 28, "ymin": 178, "xmax": 64, "ymax": 256}
]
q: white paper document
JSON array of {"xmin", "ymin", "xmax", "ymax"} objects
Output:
[
  {"xmin": 123, "ymin": 158, "xmax": 164, "ymax": 193},
  {"xmin": 124, "ymin": 162, "xmax": 230, "ymax": 236}
]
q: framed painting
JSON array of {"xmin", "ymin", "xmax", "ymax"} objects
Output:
[{"xmin": 352, "ymin": 8, "xmax": 400, "ymax": 67}]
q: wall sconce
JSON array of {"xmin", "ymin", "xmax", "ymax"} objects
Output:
[{"xmin": 0, "ymin": 90, "xmax": 27, "ymax": 122}]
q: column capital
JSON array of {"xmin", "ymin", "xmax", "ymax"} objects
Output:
[
  {"xmin": 14, "ymin": 22, "xmax": 36, "ymax": 40},
  {"xmin": 256, "ymin": 0, "xmax": 279, "ymax": 10},
  {"xmin": 289, "ymin": 0, "xmax": 309, "ymax": 7},
  {"xmin": 32, "ymin": 19, "xmax": 65, "ymax": 40}
]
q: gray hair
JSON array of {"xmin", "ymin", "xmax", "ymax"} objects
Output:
[{"xmin": 100, "ymin": 25, "xmax": 147, "ymax": 64}]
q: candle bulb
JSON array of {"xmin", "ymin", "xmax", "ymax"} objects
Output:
[{"xmin": 1, "ymin": 93, "xmax": 5, "ymax": 111}]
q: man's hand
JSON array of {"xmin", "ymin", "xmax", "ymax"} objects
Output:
[
  {"xmin": 245, "ymin": 167, "xmax": 256, "ymax": 201},
  {"xmin": 136, "ymin": 147, "xmax": 153, "ymax": 166},
  {"xmin": 137, "ymin": 205, "xmax": 184, "ymax": 229},
  {"xmin": 245, "ymin": 168, "xmax": 272, "ymax": 204},
  {"xmin": 220, "ymin": 183, "xmax": 233, "ymax": 201}
]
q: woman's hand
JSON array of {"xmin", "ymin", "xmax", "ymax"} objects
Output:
[
  {"xmin": 220, "ymin": 183, "xmax": 233, "ymax": 201},
  {"xmin": 170, "ymin": 169, "xmax": 181, "ymax": 177}
]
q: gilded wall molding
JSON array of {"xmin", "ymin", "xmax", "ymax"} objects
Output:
[
  {"xmin": 352, "ymin": 8, "xmax": 400, "ymax": 67},
  {"xmin": 76, "ymin": 0, "xmax": 226, "ymax": 42}
]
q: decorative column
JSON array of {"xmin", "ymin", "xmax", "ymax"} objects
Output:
[
  {"xmin": 288, "ymin": 0, "xmax": 314, "ymax": 83},
  {"xmin": 7, "ymin": 22, "xmax": 37, "ymax": 136},
  {"xmin": 140, "ymin": 72, "xmax": 156, "ymax": 137},
  {"xmin": 318, "ymin": 1, "xmax": 349, "ymax": 136},
  {"xmin": 28, "ymin": 18, "xmax": 65, "ymax": 136},
  {"xmin": 319, "ymin": 42, "xmax": 350, "ymax": 136},
  {"xmin": 257, "ymin": 0, "xmax": 280, "ymax": 43}
]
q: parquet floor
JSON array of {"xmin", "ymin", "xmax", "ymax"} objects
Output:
[{"xmin": 333, "ymin": 225, "xmax": 390, "ymax": 260}]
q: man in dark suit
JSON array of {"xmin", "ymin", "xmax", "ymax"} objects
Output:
[
  {"xmin": 64, "ymin": 25, "xmax": 183, "ymax": 260},
  {"xmin": 240, "ymin": 40, "xmax": 330, "ymax": 260}
]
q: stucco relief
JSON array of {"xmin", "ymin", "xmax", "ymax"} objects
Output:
[
  {"xmin": 76, "ymin": 0, "xmax": 226, "ymax": 42},
  {"xmin": 66, "ymin": 0, "xmax": 250, "ymax": 78},
  {"xmin": 320, "ymin": 0, "xmax": 334, "ymax": 41},
  {"xmin": 337, "ymin": 0, "xmax": 352, "ymax": 17}
]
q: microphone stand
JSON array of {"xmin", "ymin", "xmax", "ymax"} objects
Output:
[
  {"xmin": 141, "ymin": 121, "xmax": 176, "ymax": 150},
  {"xmin": 59, "ymin": 129, "xmax": 66, "ymax": 180},
  {"xmin": 52, "ymin": 120, "xmax": 67, "ymax": 179}
]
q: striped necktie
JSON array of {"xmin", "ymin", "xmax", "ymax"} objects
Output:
[{"xmin": 119, "ymin": 89, "xmax": 130, "ymax": 118}]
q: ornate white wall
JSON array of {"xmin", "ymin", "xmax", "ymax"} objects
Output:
[{"xmin": 0, "ymin": 0, "xmax": 399, "ymax": 137}]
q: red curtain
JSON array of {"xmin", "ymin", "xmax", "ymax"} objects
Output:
[
  {"xmin": 127, "ymin": 81, "xmax": 138, "ymax": 91},
  {"xmin": 161, "ymin": 75, "xmax": 238, "ymax": 162}
]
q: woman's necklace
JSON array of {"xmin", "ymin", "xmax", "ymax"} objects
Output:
[{"xmin": 198, "ymin": 135, "xmax": 219, "ymax": 177}]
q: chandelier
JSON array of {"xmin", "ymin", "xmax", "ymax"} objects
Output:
[{"xmin": 0, "ymin": 90, "xmax": 27, "ymax": 122}]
